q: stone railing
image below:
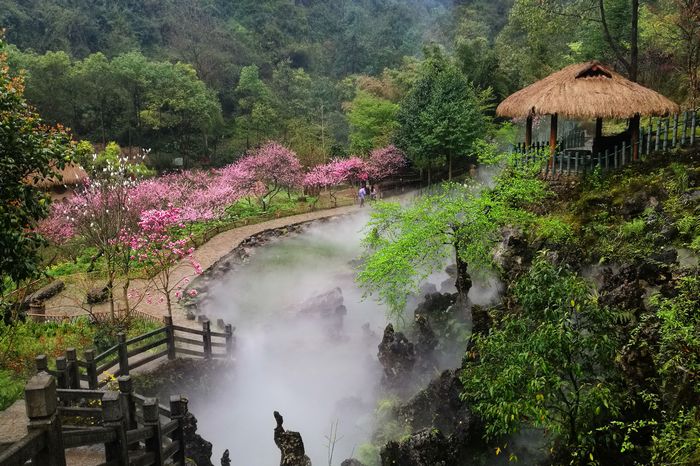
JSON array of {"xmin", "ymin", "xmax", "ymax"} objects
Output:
[{"xmin": 0, "ymin": 372, "xmax": 190, "ymax": 466}]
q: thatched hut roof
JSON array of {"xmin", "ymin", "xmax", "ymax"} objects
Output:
[
  {"xmin": 30, "ymin": 163, "xmax": 87, "ymax": 189},
  {"xmin": 496, "ymin": 61, "xmax": 679, "ymax": 120}
]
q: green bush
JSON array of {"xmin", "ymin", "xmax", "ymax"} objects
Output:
[
  {"xmin": 0, "ymin": 370, "xmax": 24, "ymax": 411},
  {"xmin": 535, "ymin": 216, "xmax": 575, "ymax": 245},
  {"xmin": 650, "ymin": 408, "xmax": 700, "ymax": 465},
  {"xmin": 619, "ymin": 218, "xmax": 646, "ymax": 238}
]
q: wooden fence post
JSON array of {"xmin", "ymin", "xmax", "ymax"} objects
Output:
[
  {"xmin": 25, "ymin": 372, "xmax": 66, "ymax": 466},
  {"xmin": 36, "ymin": 354, "xmax": 48, "ymax": 373},
  {"xmin": 117, "ymin": 333, "xmax": 129, "ymax": 376},
  {"xmin": 225, "ymin": 324, "xmax": 234, "ymax": 358},
  {"xmin": 84, "ymin": 349, "xmax": 98, "ymax": 390},
  {"xmin": 118, "ymin": 376, "xmax": 138, "ymax": 445},
  {"xmin": 102, "ymin": 391, "xmax": 129, "ymax": 466},
  {"xmin": 672, "ymin": 113, "xmax": 679, "ymax": 148},
  {"xmin": 65, "ymin": 348, "xmax": 80, "ymax": 389},
  {"xmin": 663, "ymin": 118, "xmax": 670, "ymax": 150},
  {"xmin": 55, "ymin": 357, "xmax": 68, "ymax": 389},
  {"xmin": 202, "ymin": 320, "xmax": 212, "ymax": 360},
  {"xmin": 692, "ymin": 110, "xmax": 697, "ymax": 145},
  {"xmin": 681, "ymin": 111, "xmax": 687, "ymax": 145},
  {"xmin": 655, "ymin": 117, "xmax": 661, "ymax": 151},
  {"xmin": 164, "ymin": 316, "xmax": 176, "ymax": 360},
  {"xmin": 169, "ymin": 396, "xmax": 187, "ymax": 466},
  {"xmin": 143, "ymin": 398, "xmax": 164, "ymax": 466},
  {"xmin": 646, "ymin": 122, "xmax": 652, "ymax": 155}
]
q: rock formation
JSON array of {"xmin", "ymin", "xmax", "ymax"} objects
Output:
[
  {"xmin": 377, "ymin": 324, "xmax": 415, "ymax": 388},
  {"xmin": 273, "ymin": 411, "xmax": 312, "ymax": 466}
]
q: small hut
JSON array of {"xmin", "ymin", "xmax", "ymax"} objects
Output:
[
  {"xmin": 30, "ymin": 163, "xmax": 88, "ymax": 200},
  {"xmin": 497, "ymin": 61, "xmax": 679, "ymax": 164}
]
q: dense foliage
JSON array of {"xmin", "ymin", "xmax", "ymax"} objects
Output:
[{"xmin": 0, "ymin": 36, "xmax": 75, "ymax": 286}]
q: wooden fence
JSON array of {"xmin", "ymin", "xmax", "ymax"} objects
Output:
[
  {"xmin": 34, "ymin": 316, "xmax": 234, "ymax": 390},
  {"xmin": 0, "ymin": 372, "xmax": 190, "ymax": 466},
  {"xmin": 513, "ymin": 110, "xmax": 699, "ymax": 176}
]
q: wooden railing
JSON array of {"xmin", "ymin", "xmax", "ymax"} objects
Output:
[
  {"xmin": 34, "ymin": 316, "xmax": 234, "ymax": 390},
  {"xmin": 513, "ymin": 110, "xmax": 699, "ymax": 176},
  {"xmin": 0, "ymin": 372, "xmax": 190, "ymax": 466}
]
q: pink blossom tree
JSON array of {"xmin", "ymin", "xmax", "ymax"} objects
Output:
[
  {"xmin": 129, "ymin": 208, "xmax": 202, "ymax": 317},
  {"xmin": 366, "ymin": 145, "xmax": 406, "ymax": 182},
  {"xmin": 232, "ymin": 142, "xmax": 303, "ymax": 210}
]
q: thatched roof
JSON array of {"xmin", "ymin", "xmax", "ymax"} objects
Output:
[
  {"xmin": 496, "ymin": 61, "xmax": 680, "ymax": 119},
  {"xmin": 30, "ymin": 163, "xmax": 87, "ymax": 189}
]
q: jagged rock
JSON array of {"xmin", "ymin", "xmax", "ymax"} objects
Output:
[
  {"xmin": 377, "ymin": 324, "xmax": 415, "ymax": 388},
  {"xmin": 414, "ymin": 315, "xmax": 437, "ymax": 371},
  {"xmin": 186, "ymin": 310, "xmax": 196, "ymax": 320},
  {"xmin": 86, "ymin": 286, "xmax": 109, "ymax": 305},
  {"xmin": 297, "ymin": 288, "xmax": 347, "ymax": 337},
  {"xmin": 397, "ymin": 370, "xmax": 477, "ymax": 446},
  {"xmin": 619, "ymin": 315, "xmax": 660, "ymax": 391},
  {"xmin": 470, "ymin": 305, "xmax": 491, "ymax": 340},
  {"xmin": 494, "ymin": 228, "xmax": 533, "ymax": 281},
  {"xmin": 620, "ymin": 191, "xmax": 649, "ymax": 219},
  {"xmin": 274, "ymin": 411, "xmax": 312, "ymax": 466},
  {"xmin": 221, "ymin": 449, "xmax": 231, "ymax": 466},
  {"xmin": 599, "ymin": 266, "xmax": 645, "ymax": 311},
  {"xmin": 380, "ymin": 429, "xmax": 454, "ymax": 466},
  {"xmin": 362, "ymin": 322, "xmax": 378, "ymax": 342},
  {"xmin": 413, "ymin": 293, "xmax": 456, "ymax": 322},
  {"xmin": 341, "ymin": 460, "xmax": 365, "ymax": 466},
  {"xmin": 184, "ymin": 411, "xmax": 214, "ymax": 466},
  {"xmin": 22, "ymin": 280, "xmax": 65, "ymax": 308}
]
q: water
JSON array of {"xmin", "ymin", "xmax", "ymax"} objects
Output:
[{"xmin": 195, "ymin": 211, "xmax": 391, "ymax": 465}]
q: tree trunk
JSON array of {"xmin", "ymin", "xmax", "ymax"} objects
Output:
[
  {"xmin": 630, "ymin": 0, "xmax": 639, "ymax": 82},
  {"xmin": 166, "ymin": 293, "xmax": 172, "ymax": 318},
  {"xmin": 448, "ymin": 153, "xmax": 453, "ymax": 180}
]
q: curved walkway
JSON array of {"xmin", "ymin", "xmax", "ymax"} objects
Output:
[{"xmin": 150, "ymin": 204, "xmax": 360, "ymax": 325}]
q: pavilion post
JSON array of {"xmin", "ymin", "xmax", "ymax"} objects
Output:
[
  {"xmin": 595, "ymin": 118, "xmax": 603, "ymax": 139},
  {"xmin": 525, "ymin": 115, "xmax": 533, "ymax": 149},
  {"xmin": 549, "ymin": 114, "xmax": 558, "ymax": 168},
  {"xmin": 630, "ymin": 114, "xmax": 640, "ymax": 161}
]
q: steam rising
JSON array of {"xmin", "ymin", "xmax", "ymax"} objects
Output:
[
  {"xmin": 191, "ymin": 204, "xmax": 503, "ymax": 464},
  {"xmin": 196, "ymin": 212, "xmax": 388, "ymax": 464}
]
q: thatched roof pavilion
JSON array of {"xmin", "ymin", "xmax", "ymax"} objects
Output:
[
  {"xmin": 29, "ymin": 163, "xmax": 87, "ymax": 189},
  {"xmin": 497, "ymin": 61, "xmax": 680, "ymax": 160}
]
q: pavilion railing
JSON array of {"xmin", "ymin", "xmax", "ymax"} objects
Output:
[{"xmin": 512, "ymin": 109, "xmax": 699, "ymax": 176}]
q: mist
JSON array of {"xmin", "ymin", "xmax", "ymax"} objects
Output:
[
  {"xmin": 188, "ymin": 189, "xmax": 503, "ymax": 465},
  {"xmin": 195, "ymin": 212, "xmax": 389, "ymax": 464}
]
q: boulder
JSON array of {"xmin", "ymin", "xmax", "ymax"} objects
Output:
[
  {"xmin": 341, "ymin": 460, "xmax": 365, "ymax": 466},
  {"xmin": 380, "ymin": 429, "xmax": 454, "ymax": 466},
  {"xmin": 397, "ymin": 370, "xmax": 478, "ymax": 448},
  {"xmin": 377, "ymin": 324, "xmax": 415, "ymax": 388},
  {"xmin": 23, "ymin": 280, "xmax": 65, "ymax": 308},
  {"xmin": 86, "ymin": 286, "xmax": 109, "ymax": 305},
  {"xmin": 297, "ymin": 288, "xmax": 347, "ymax": 337}
]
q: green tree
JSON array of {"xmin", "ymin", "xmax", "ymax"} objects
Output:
[
  {"xmin": 395, "ymin": 50, "xmax": 489, "ymax": 181},
  {"xmin": 347, "ymin": 90, "xmax": 399, "ymax": 154},
  {"xmin": 235, "ymin": 64, "xmax": 278, "ymax": 148},
  {"xmin": 0, "ymin": 37, "xmax": 75, "ymax": 286},
  {"xmin": 461, "ymin": 257, "xmax": 625, "ymax": 462},
  {"xmin": 359, "ymin": 146, "xmax": 548, "ymax": 318}
]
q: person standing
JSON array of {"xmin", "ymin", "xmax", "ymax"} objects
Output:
[{"xmin": 358, "ymin": 185, "xmax": 366, "ymax": 207}]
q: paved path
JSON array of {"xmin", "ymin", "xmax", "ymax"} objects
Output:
[{"xmin": 45, "ymin": 204, "xmax": 360, "ymax": 327}]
